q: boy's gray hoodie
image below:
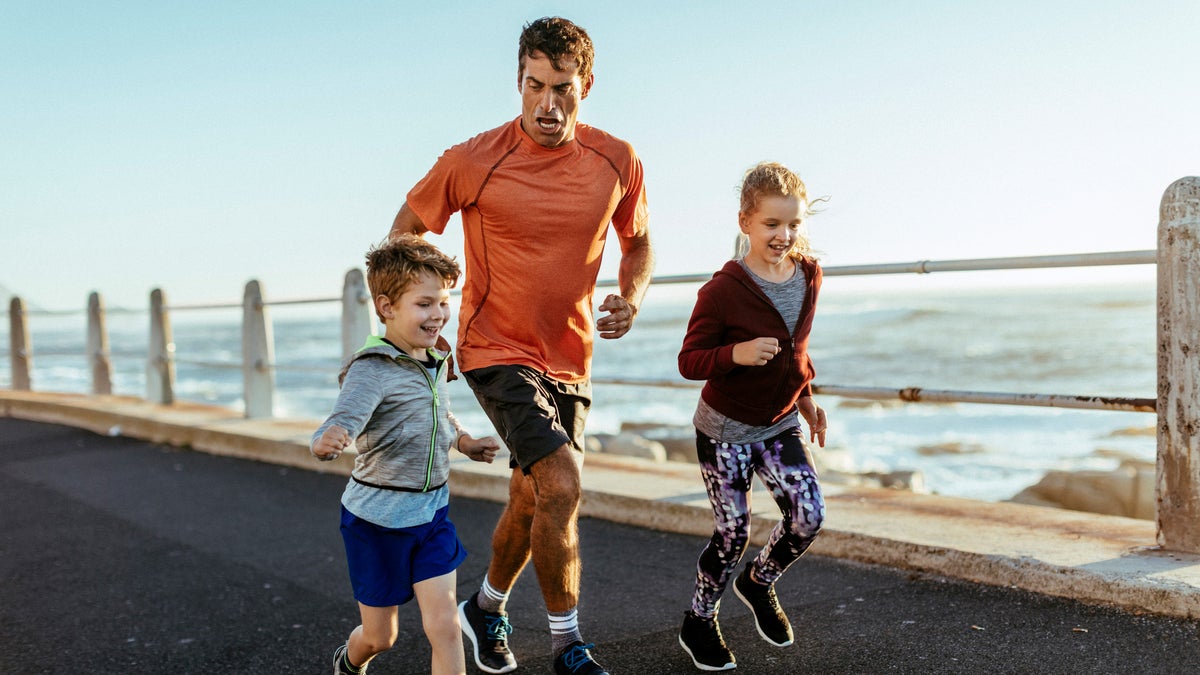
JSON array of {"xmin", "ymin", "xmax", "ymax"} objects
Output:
[{"xmin": 312, "ymin": 335, "xmax": 459, "ymax": 492}]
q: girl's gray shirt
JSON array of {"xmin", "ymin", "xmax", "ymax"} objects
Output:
[{"xmin": 312, "ymin": 335, "xmax": 464, "ymax": 528}]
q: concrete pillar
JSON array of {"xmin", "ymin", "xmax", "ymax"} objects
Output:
[
  {"xmin": 146, "ymin": 288, "xmax": 175, "ymax": 404},
  {"xmin": 341, "ymin": 268, "xmax": 373, "ymax": 360},
  {"xmin": 1156, "ymin": 176, "xmax": 1200, "ymax": 552},
  {"xmin": 8, "ymin": 297, "xmax": 32, "ymax": 390},
  {"xmin": 87, "ymin": 292, "xmax": 113, "ymax": 395},
  {"xmin": 241, "ymin": 279, "xmax": 275, "ymax": 418}
]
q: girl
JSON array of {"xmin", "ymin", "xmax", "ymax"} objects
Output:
[{"xmin": 676, "ymin": 161, "xmax": 828, "ymax": 671}]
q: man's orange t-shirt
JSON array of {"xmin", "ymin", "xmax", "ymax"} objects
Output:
[{"xmin": 406, "ymin": 118, "xmax": 649, "ymax": 384}]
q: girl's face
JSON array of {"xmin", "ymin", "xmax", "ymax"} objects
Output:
[{"xmin": 739, "ymin": 195, "xmax": 805, "ymax": 269}]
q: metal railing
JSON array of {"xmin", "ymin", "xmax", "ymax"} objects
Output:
[{"xmin": 3, "ymin": 177, "xmax": 1199, "ymax": 551}]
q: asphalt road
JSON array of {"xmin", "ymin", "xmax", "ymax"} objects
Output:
[{"xmin": 2, "ymin": 417, "xmax": 1199, "ymax": 674}]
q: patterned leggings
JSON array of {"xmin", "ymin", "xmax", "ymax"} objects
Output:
[{"xmin": 691, "ymin": 426, "xmax": 825, "ymax": 618}]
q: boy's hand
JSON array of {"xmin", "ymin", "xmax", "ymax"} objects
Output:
[
  {"xmin": 312, "ymin": 424, "xmax": 351, "ymax": 461},
  {"xmin": 798, "ymin": 396, "xmax": 827, "ymax": 448},
  {"xmin": 458, "ymin": 434, "xmax": 500, "ymax": 464},
  {"xmin": 733, "ymin": 337, "xmax": 781, "ymax": 366}
]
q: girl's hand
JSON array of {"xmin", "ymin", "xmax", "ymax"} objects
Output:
[
  {"xmin": 459, "ymin": 434, "xmax": 500, "ymax": 464},
  {"xmin": 798, "ymin": 397, "xmax": 827, "ymax": 448},
  {"xmin": 312, "ymin": 424, "xmax": 351, "ymax": 460},
  {"xmin": 733, "ymin": 337, "xmax": 781, "ymax": 366}
]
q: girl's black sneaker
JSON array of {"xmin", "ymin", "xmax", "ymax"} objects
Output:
[
  {"xmin": 733, "ymin": 566, "xmax": 794, "ymax": 646},
  {"xmin": 679, "ymin": 610, "xmax": 737, "ymax": 671}
]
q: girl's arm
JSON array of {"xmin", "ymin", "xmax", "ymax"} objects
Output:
[
  {"xmin": 797, "ymin": 395, "xmax": 827, "ymax": 448},
  {"xmin": 678, "ymin": 286, "xmax": 739, "ymax": 380}
]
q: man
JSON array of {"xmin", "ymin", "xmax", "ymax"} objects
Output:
[{"xmin": 389, "ymin": 16, "xmax": 653, "ymax": 675}]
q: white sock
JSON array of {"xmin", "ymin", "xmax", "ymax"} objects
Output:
[
  {"xmin": 478, "ymin": 578, "xmax": 510, "ymax": 613},
  {"xmin": 549, "ymin": 608, "xmax": 583, "ymax": 653}
]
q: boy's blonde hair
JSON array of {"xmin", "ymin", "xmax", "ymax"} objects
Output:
[
  {"xmin": 366, "ymin": 234, "xmax": 461, "ymax": 321},
  {"xmin": 738, "ymin": 161, "xmax": 823, "ymax": 260}
]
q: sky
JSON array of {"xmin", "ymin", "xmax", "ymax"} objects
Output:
[{"xmin": 2, "ymin": 1, "xmax": 1196, "ymax": 311}]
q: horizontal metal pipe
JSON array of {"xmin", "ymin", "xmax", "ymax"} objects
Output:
[
  {"xmin": 599, "ymin": 249, "xmax": 1156, "ymax": 286},
  {"xmin": 826, "ymin": 250, "xmax": 1156, "ymax": 277},
  {"xmin": 812, "ymin": 385, "xmax": 1156, "ymax": 413},
  {"xmin": 589, "ymin": 377, "xmax": 1155, "ymax": 413}
]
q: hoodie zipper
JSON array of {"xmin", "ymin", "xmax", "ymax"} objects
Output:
[{"xmin": 394, "ymin": 351, "xmax": 445, "ymax": 492}]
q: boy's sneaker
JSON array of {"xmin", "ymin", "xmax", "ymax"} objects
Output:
[
  {"xmin": 553, "ymin": 641, "xmax": 608, "ymax": 675},
  {"xmin": 459, "ymin": 592, "xmax": 517, "ymax": 673},
  {"xmin": 332, "ymin": 644, "xmax": 367, "ymax": 675},
  {"xmin": 679, "ymin": 610, "xmax": 737, "ymax": 671},
  {"xmin": 733, "ymin": 566, "xmax": 794, "ymax": 647}
]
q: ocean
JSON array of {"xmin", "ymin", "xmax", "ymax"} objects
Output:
[{"xmin": 1, "ymin": 279, "xmax": 1158, "ymax": 503}]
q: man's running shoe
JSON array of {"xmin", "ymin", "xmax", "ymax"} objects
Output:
[
  {"xmin": 733, "ymin": 566, "xmax": 794, "ymax": 646},
  {"xmin": 553, "ymin": 641, "xmax": 608, "ymax": 675},
  {"xmin": 679, "ymin": 610, "xmax": 737, "ymax": 670},
  {"xmin": 459, "ymin": 592, "xmax": 517, "ymax": 673}
]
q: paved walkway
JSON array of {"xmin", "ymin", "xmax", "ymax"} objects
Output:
[{"xmin": 3, "ymin": 416, "xmax": 1200, "ymax": 674}]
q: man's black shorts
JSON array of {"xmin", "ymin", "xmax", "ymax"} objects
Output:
[{"xmin": 464, "ymin": 364, "xmax": 591, "ymax": 472}]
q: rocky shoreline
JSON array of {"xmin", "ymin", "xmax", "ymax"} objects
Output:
[{"xmin": 588, "ymin": 421, "xmax": 1157, "ymax": 520}]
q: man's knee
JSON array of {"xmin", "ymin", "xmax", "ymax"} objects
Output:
[{"xmin": 528, "ymin": 445, "xmax": 582, "ymax": 511}]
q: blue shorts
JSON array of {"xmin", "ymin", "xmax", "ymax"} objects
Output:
[{"xmin": 339, "ymin": 504, "xmax": 467, "ymax": 607}]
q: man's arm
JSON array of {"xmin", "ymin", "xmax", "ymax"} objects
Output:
[
  {"xmin": 389, "ymin": 202, "xmax": 428, "ymax": 239},
  {"xmin": 596, "ymin": 228, "xmax": 654, "ymax": 340}
]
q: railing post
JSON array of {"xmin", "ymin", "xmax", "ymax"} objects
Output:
[
  {"xmin": 9, "ymin": 297, "xmax": 32, "ymax": 390},
  {"xmin": 341, "ymin": 268, "xmax": 373, "ymax": 359},
  {"xmin": 242, "ymin": 279, "xmax": 275, "ymax": 418},
  {"xmin": 146, "ymin": 288, "xmax": 175, "ymax": 404},
  {"xmin": 87, "ymin": 292, "xmax": 113, "ymax": 395},
  {"xmin": 1156, "ymin": 176, "xmax": 1200, "ymax": 553}
]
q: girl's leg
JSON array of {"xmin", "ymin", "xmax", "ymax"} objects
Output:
[
  {"xmin": 414, "ymin": 570, "xmax": 467, "ymax": 675},
  {"xmin": 692, "ymin": 430, "xmax": 755, "ymax": 617},
  {"xmin": 347, "ymin": 603, "xmax": 399, "ymax": 669},
  {"xmin": 749, "ymin": 427, "xmax": 825, "ymax": 584}
]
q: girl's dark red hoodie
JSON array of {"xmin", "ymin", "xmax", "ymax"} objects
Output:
[{"xmin": 677, "ymin": 256, "xmax": 821, "ymax": 426}]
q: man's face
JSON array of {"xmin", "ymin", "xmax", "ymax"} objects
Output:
[{"xmin": 518, "ymin": 50, "xmax": 593, "ymax": 148}]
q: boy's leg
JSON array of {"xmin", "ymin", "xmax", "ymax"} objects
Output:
[
  {"xmin": 414, "ymin": 571, "xmax": 466, "ymax": 675},
  {"xmin": 347, "ymin": 604, "xmax": 399, "ymax": 669}
]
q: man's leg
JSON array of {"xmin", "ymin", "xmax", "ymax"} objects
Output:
[
  {"xmin": 523, "ymin": 443, "xmax": 583, "ymax": 613},
  {"xmin": 484, "ymin": 464, "xmax": 538, "ymax": 595}
]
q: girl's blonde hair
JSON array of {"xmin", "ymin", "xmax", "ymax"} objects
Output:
[{"xmin": 735, "ymin": 161, "xmax": 823, "ymax": 261}]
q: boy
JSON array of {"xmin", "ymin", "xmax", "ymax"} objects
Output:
[{"xmin": 312, "ymin": 234, "xmax": 500, "ymax": 675}]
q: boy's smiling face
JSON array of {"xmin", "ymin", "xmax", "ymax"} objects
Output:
[{"xmin": 376, "ymin": 271, "xmax": 451, "ymax": 359}]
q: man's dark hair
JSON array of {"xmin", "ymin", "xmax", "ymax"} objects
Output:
[{"xmin": 518, "ymin": 16, "xmax": 594, "ymax": 81}]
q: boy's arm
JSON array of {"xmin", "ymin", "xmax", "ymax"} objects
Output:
[
  {"xmin": 310, "ymin": 360, "xmax": 385, "ymax": 460},
  {"xmin": 447, "ymin": 410, "xmax": 499, "ymax": 464}
]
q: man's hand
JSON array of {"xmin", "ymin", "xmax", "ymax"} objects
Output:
[
  {"xmin": 596, "ymin": 293, "xmax": 638, "ymax": 339},
  {"xmin": 312, "ymin": 424, "xmax": 351, "ymax": 461},
  {"xmin": 458, "ymin": 434, "xmax": 500, "ymax": 463}
]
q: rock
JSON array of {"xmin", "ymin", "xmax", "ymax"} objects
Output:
[
  {"xmin": 859, "ymin": 470, "xmax": 927, "ymax": 492},
  {"xmin": 1008, "ymin": 460, "xmax": 1154, "ymax": 520},
  {"xmin": 592, "ymin": 432, "xmax": 667, "ymax": 462},
  {"xmin": 916, "ymin": 441, "xmax": 986, "ymax": 456}
]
